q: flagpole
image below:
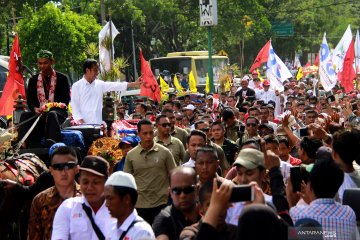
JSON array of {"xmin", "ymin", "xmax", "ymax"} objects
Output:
[
  {"xmin": 131, "ymin": 21, "xmax": 138, "ymax": 80},
  {"xmin": 208, "ymin": 26, "xmax": 214, "ymax": 93},
  {"xmin": 109, "ymin": 11, "xmax": 113, "ymax": 70}
]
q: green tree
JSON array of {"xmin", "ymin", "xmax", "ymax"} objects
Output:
[{"xmin": 17, "ymin": 3, "xmax": 101, "ymax": 78}]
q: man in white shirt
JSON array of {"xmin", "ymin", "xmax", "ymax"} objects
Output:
[
  {"xmin": 256, "ymin": 79, "xmax": 276, "ymax": 104},
  {"xmin": 104, "ymin": 171, "xmax": 155, "ymax": 240},
  {"xmin": 71, "ymin": 59, "xmax": 142, "ymax": 124},
  {"xmin": 182, "ymin": 130, "xmax": 206, "ymax": 168},
  {"xmin": 52, "ymin": 156, "xmax": 114, "ymax": 240}
]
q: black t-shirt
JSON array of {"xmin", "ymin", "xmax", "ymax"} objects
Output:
[{"xmin": 152, "ymin": 205, "xmax": 199, "ymax": 240}]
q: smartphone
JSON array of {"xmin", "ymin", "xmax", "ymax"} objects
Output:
[
  {"xmin": 299, "ymin": 127, "xmax": 309, "ymax": 137},
  {"xmin": 290, "ymin": 167, "xmax": 301, "ymax": 192},
  {"xmin": 229, "ymin": 185, "xmax": 254, "ymax": 202},
  {"xmin": 239, "ymin": 125, "xmax": 245, "ymax": 132}
]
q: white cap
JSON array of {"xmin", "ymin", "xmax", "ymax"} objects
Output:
[
  {"xmin": 184, "ymin": 104, "xmax": 195, "ymax": 111},
  {"xmin": 105, "ymin": 171, "xmax": 137, "ymax": 190}
]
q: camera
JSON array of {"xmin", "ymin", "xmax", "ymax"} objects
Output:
[{"xmin": 229, "ymin": 185, "xmax": 254, "ymax": 202}]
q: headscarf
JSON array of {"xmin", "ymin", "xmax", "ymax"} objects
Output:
[{"xmin": 37, "ymin": 50, "xmax": 54, "ymax": 60}]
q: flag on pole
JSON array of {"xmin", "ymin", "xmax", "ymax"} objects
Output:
[
  {"xmin": 139, "ymin": 50, "xmax": 161, "ymax": 103},
  {"xmin": 319, "ymin": 33, "xmax": 337, "ymax": 92},
  {"xmin": 189, "ymin": 71, "xmax": 197, "ymax": 93},
  {"xmin": 99, "ymin": 21, "xmax": 119, "ymax": 72},
  {"xmin": 0, "ymin": 35, "xmax": 26, "ymax": 115},
  {"xmin": 294, "ymin": 53, "xmax": 301, "ymax": 68},
  {"xmin": 266, "ymin": 42, "xmax": 293, "ymax": 91},
  {"xmin": 333, "ymin": 25, "xmax": 356, "ymax": 93},
  {"xmin": 173, "ymin": 74, "xmax": 183, "ymax": 93},
  {"xmin": 296, "ymin": 67, "xmax": 303, "ymax": 80},
  {"xmin": 160, "ymin": 75, "xmax": 169, "ymax": 93},
  {"xmin": 355, "ymin": 29, "xmax": 360, "ymax": 73},
  {"xmin": 205, "ymin": 73, "xmax": 210, "ymax": 94},
  {"xmin": 250, "ymin": 40, "xmax": 271, "ymax": 72},
  {"xmin": 225, "ymin": 76, "xmax": 232, "ymax": 92}
]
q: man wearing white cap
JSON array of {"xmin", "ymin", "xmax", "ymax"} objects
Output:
[
  {"xmin": 183, "ymin": 104, "xmax": 195, "ymax": 124},
  {"xmin": 104, "ymin": 171, "xmax": 155, "ymax": 240}
]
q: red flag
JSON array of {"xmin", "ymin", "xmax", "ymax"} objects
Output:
[
  {"xmin": 304, "ymin": 61, "xmax": 311, "ymax": 67},
  {"xmin": 139, "ymin": 50, "xmax": 161, "ymax": 103},
  {"xmin": 338, "ymin": 39, "xmax": 356, "ymax": 93},
  {"xmin": 314, "ymin": 53, "xmax": 319, "ymax": 66},
  {"xmin": 0, "ymin": 35, "xmax": 25, "ymax": 115},
  {"xmin": 249, "ymin": 40, "xmax": 270, "ymax": 72}
]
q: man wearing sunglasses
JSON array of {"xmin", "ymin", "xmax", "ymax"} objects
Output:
[
  {"xmin": 238, "ymin": 117, "xmax": 260, "ymax": 144},
  {"xmin": 154, "ymin": 114, "xmax": 186, "ymax": 166},
  {"xmin": 153, "ymin": 167, "xmax": 199, "ymax": 240},
  {"xmin": 28, "ymin": 146, "xmax": 81, "ymax": 240}
]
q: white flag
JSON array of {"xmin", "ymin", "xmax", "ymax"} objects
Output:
[
  {"xmin": 332, "ymin": 25, "xmax": 353, "ymax": 73},
  {"xmin": 266, "ymin": 42, "xmax": 293, "ymax": 91},
  {"xmin": 319, "ymin": 33, "xmax": 337, "ymax": 91},
  {"xmin": 294, "ymin": 53, "xmax": 301, "ymax": 68},
  {"xmin": 355, "ymin": 29, "xmax": 360, "ymax": 73},
  {"xmin": 99, "ymin": 21, "xmax": 119, "ymax": 72}
]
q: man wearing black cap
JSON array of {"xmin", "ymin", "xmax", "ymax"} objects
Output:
[
  {"xmin": 52, "ymin": 156, "xmax": 113, "ymax": 240},
  {"xmin": 18, "ymin": 50, "xmax": 70, "ymax": 147}
]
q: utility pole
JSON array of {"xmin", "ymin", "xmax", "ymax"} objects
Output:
[
  {"xmin": 131, "ymin": 21, "xmax": 138, "ymax": 80},
  {"xmin": 100, "ymin": 0, "xmax": 106, "ymax": 26}
]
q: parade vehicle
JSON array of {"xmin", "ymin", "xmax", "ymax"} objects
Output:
[{"xmin": 149, "ymin": 51, "xmax": 229, "ymax": 90}]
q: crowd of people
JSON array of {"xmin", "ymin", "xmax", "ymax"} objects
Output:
[{"xmin": 1, "ymin": 49, "xmax": 360, "ymax": 240}]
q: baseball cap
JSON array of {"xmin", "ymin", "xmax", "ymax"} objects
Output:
[
  {"xmin": 119, "ymin": 136, "xmax": 139, "ymax": 148},
  {"xmin": 184, "ymin": 104, "xmax": 195, "ymax": 111},
  {"xmin": 80, "ymin": 156, "xmax": 110, "ymax": 177},
  {"xmin": 49, "ymin": 142, "xmax": 66, "ymax": 156},
  {"xmin": 105, "ymin": 171, "xmax": 137, "ymax": 190},
  {"xmin": 263, "ymin": 79, "xmax": 270, "ymax": 86},
  {"xmin": 233, "ymin": 148, "xmax": 265, "ymax": 169},
  {"xmin": 206, "ymin": 95, "xmax": 214, "ymax": 100}
]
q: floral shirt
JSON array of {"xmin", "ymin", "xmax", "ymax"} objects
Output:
[{"xmin": 28, "ymin": 183, "xmax": 81, "ymax": 240}]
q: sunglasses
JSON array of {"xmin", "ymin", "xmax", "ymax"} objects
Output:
[
  {"xmin": 160, "ymin": 123, "xmax": 171, "ymax": 128},
  {"xmin": 246, "ymin": 123, "xmax": 257, "ymax": 127},
  {"xmin": 51, "ymin": 162, "xmax": 77, "ymax": 171},
  {"xmin": 171, "ymin": 185, "xmax": 196, "ymax": 195}
]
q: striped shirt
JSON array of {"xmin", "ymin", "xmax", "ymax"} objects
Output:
[{"xmin": 290, "ymin": 198, "xmax": 358, "ymax": 240}]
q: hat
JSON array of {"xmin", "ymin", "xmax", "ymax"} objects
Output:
[
  {"xmin": 37, "ymin": 50, "xmax": 54, "ymax": 60},
  {"xmin": 233, "ymin": 148, "xmax": 265, "ymax": 169},
  {"xmin": 49, "ymin": 142, "xmax": 66, "ymax": 156},
  {"xmin": 263, "ymin": 79, "xmax": 270, "ymax": 86},
  {"xmin": 80, "ymin": 156, "xmax": 109, "ymax": 177},
  {"xmin": 258, "ymin": 123, "xmax": 274, "ymax": 133},
  {"xmin": 194, "ymin": 99, "xmax": 202, "ymax": 103},
  {"xmin": 119, "ymin": 136, "xmax": 139, "ymax": 148},
  {"xmin": 184, "ymin": 104, "xmax": 195, "ymax": 111},
  {"xmin": 242, "ymin": 75, "xmax": 250, "ymax": 81},
  {"xmin": 287, "ymin": 95, "xmax": 295, "ymax": 99},
  {"xmin": 105, "ymin": 171, "xmax": 137, "ymax": 190},
  {"xmin": 316, "ymin": 146, "xmax": 333, "ymax": 162},
  {"xmin": 206, "ymin": 95, "xmax": 214, "ymax": 100}
]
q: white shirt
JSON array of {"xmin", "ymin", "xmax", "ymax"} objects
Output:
[
  {"xmin": 256, "ymin": 89, "xmax": 276, "ymax": 104},
  {"xmin": 182, "ymin": 158, "xmax": 195, "ymax": 168},
  {"xmin": 52, "ymin": 196, "xmax": 116, "ymax": 240},
  {"xmin": 226, "ymin": 194, "xmax": 273, "ymax": 226},
  {"xmin": 280, "ymin": 160, "xmax": 291, "ymax": 185},
  {"xmin": 106, "ymin": 209, "xmax": 155, "ymax": 240},
  {"xmin": 71, "ymin": 77, "xmax": 128, "ymax": 124},
  {"xmin": 338, "ymin": 172, "xmax": 360, "ymax": 203}
]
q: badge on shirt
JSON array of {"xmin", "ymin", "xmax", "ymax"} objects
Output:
[{"xmin": 72, "ymin": 212, "xmax": 82, "ymax": 218}]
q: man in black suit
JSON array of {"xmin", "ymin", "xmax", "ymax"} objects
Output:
[
  {"xmin": 18, "ymin": 50, "xmax": 70, "ymax": 148},
  {"xmin": 235, "ymin": 77, "xmax": 256, "ymax": 105}
]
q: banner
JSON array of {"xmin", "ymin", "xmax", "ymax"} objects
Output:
[
  {"xmin": 319, "ymin": 33, "xmax": 337, "ymax": 92},
  {"xmin": 0, "ymin": 35, "xmax": 26, "ymax": 115},
  {"xmin": 139, "ymin": 50, "xmax": 161, "ymax": 102}
]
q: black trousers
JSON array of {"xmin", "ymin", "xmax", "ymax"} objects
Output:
[
  {"xmin": 18, "ymin": 110, "xmax": 67, "ymax": 148},
  {"xmin": 136, "ymin": 204, "xmax": 167, "ymax": 225}
]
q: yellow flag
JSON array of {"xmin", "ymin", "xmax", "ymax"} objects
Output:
[
  {"xmin": 225, "ymin": 76, "xmax": 232, "ymax": 92},
  {"xmin": 160, "ymin": 76, "xmax": 169, "ymax": 93},
  {"xmin": 257, "ymin": 69, "xmax": 264, "ymax": 82},
  {"xmin": 189, "ymin": 71, "xmax": 197, "ymax": 93},
  {"xmin": 174, "ymin": 74, "xmax": 183, "ymax": 93},
  {"xmin": 296, "ymin": 67, "xmax": 303, "ymax": 80},
  {"xmin": 205, "ymin": 73, "xmax": 210, "ymax": 94}
]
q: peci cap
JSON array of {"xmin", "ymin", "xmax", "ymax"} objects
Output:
[
  {"xmin": 184, "ymin": 104, "xmax": 195, "ymax": 111},
  {"xmin": 80, "ymin": 156, "xmax": 109, "ymax": 177},
  {"xmin": 233, "ymin": 148, "xmax": 265, "ymax": 169},
  {"xmin": 105, "ymin": 171, "xmax": 137, "ymax": 190}
]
